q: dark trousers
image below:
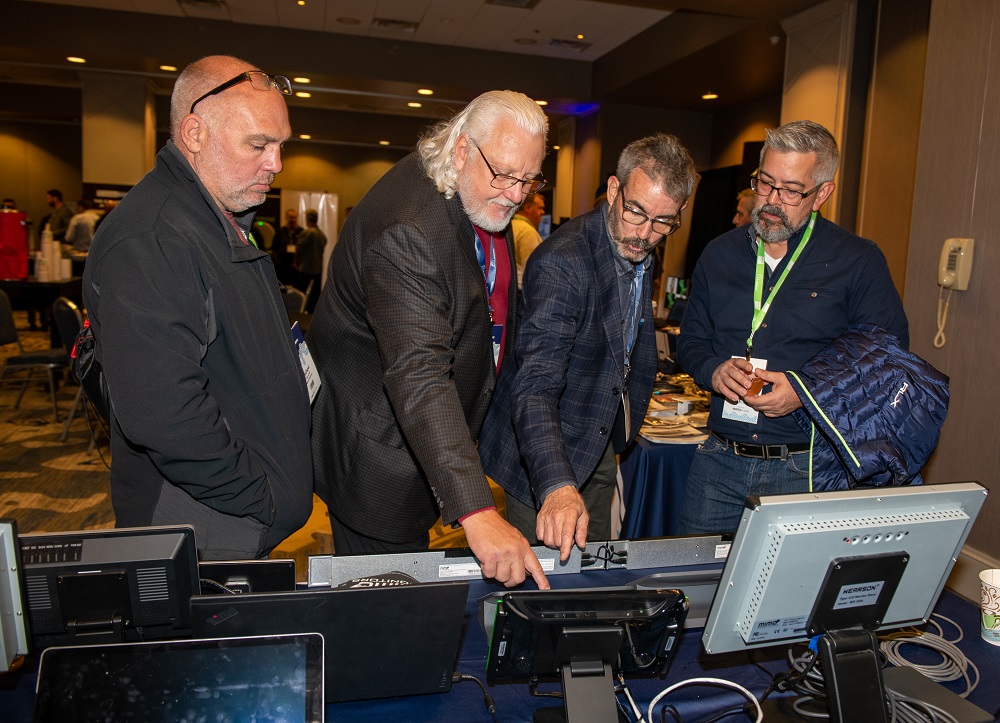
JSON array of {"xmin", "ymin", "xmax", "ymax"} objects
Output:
[
  {"xmin": 328, "ymin": 510, "xmax": 430, "ymax": 555},
  {"xmin": 503, "ymin": 438, "xmax": 618, "ymax": 543}
]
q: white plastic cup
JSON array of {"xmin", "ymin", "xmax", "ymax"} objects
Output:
[
  {"xmin": 60, "ymin": 258, "xmax": 72, "ymax": 280},
  {"xmin": 979, "ymin": 569, "xmax": 1000, "ymax": 645}
]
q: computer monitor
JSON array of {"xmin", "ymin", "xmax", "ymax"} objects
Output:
[
  {"xmin": 1, "ymin": 518, "xmax": 30, "ymax": 671},
  {"xmin": 19, "ymin": 525, "xmax": 200, "ymax": 649},
  {"xmin": 701, "ymin": 482, "xmax": 987, "ymax": 722},
  {"xmin": 482, "ymin": 587, "xmax": 688, "ymax": 723},
  {"xmin": 191, "ymin": 580, "xmax": 470, "ymax": 702}
]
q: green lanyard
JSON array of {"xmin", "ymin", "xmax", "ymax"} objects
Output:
[{"xmin": 746, "ymin": 211, "xmax": 816, "ymax": 358}]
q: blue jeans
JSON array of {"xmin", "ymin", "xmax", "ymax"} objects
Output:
[{"xmin": 677, "ymin": 434, "xmax": 810, "ymax": 535}]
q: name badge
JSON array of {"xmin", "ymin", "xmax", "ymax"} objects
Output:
[
  {"xmin": 291, "ymin": 322, "xmax": 320, "ymax": 404},
  {"xmin": 721, "ymin": 355, "xmax": 767, "ymax": 424}
]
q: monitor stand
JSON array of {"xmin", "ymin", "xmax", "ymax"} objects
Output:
[
  {"xmin": 533, "ymin": 627, "xmax": 630, "ymax": 723},
  {"xmin": 533, "ymin": 661, "xmax": 628, "ymax": 723},
  {"xmin": 818, "ymin": 628, "xmax": 890, "ymax": 723}
]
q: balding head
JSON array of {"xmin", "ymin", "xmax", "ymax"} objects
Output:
[{"xmin": 169, "ymin": 55, "xmax": 292, "ymax": 214}]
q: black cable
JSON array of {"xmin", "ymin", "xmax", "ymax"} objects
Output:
[{"xmin": 452, "ymin": 673, "xmax": 499, "ymax": 723}]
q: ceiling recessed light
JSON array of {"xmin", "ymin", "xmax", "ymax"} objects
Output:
[
  {"xmin": 576, "ymin": 34, "xmax": 585, "ymax": 40},
  {"xmin": 295, "ymin": 91, "xmax": 312, "ymax": 98},
  {"xmin": 534, "ymin": 99, "xmax": 548, "ymax": 106},
  {"xmin": 293, "ymin": 77, "xmax": 311, "ymax": 84},
  {"xmin": 67, "ymin": 56, "xmax": 86, "ymax": 64},
  {"xmin": 552, "ymin": 145, "xmax": 561, "ymax": 150},
  {"xmin": 417, "ymin": 88, "xmax": 434, "ymax": 96},
  {"xmin": 297, "ymin": 0, "xmax": 306, "ymax": 5},
  {"xmin": 514, "ymin": 38, "xmax": 537, "ymax": 45},
  {"xmin": 336, "ymin": 16, "xmax": 361, "ymax": 25},
  {"xmin": 159, "ymin": 65, "xmax": 177, "ymax": 72},
  {"xmin": 702, "ymin": 92, "xmax": 719, "ymax": 100},
  {"xmin": 299, "ymin": 134, "xmax": 312, "ymax": 140},
  {"xmin": 407, "ymin": 102, "xmax": 422, "ymax": 108},
  {"xmin": 378, "ymin": 140, "xmax": 390, "ymax": 146}
]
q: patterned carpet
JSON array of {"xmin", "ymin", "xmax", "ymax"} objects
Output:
[{"xmin": 0, "ymin": 311, "xmax": 494, "ymax": 582}]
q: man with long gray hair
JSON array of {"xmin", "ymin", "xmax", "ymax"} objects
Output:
[
  {"xmin": 480, "ymin": 133, "xmax": 697, "ymax": 557},
  {"xmin": 677, "ymin": 120, "xmax": 908, "ymax": 534},
  {"xmin": 308, "ymin": 90, "xmax": 550, "ymax": 588}
]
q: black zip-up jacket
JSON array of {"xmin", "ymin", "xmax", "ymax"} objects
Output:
[{"xmin": 84, "ymin": 141, "xmax": 313, "ymax": 558}]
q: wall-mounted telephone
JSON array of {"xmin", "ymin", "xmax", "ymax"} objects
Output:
[{"xmin": 938, "ymin": 237, "xmax": 974, "ymax": 290}]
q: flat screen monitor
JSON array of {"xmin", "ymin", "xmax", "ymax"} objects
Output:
[
  {"xmin": 701, "ymin": 482, "xmax": 987, "ymax": 721},
  {"xmin": 190, "ymin": 580, "xmax": 469, "ymax": 702},
  {"xmin": 19, "ymin": 525, "xmax": 200, "ymax": 649},
  {"xmin": 538, "ymin": 213, "xmax": 552, "ymax": 239},
  {"xmin": 32, "ymin": 633, "xmax": 324, "ymax": 723},
  {"xmin": 1, "ymin": 518, "xmax": 30, "ymax": 671},
  {"xmin": 482, "ymin": 587, "xmax": 688, "ymax": 723}
]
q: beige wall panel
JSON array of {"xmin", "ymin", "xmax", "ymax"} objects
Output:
[
  {"xmin": 856, "ymin": 0, "xmax": 930, "ymax": 297},
  {"xmin": 906, "ymin": 0, "xmax": 999, "ymax": 558},
  {"xmin": 781, "ymin": 0, "xmax": 856, "ymax": 224},
  {"xmin": 81, "ymin": 73, "xmax": 149, "ymax": 186}
]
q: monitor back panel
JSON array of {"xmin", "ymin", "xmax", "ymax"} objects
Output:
[{"xmin": 190, "ymin": 581, "xmax": 469, "ymax": 702}]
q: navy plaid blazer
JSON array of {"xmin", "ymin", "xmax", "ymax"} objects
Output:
[{"xmin": 479, "ymin": 204, "xmax": 657, "ymax": 508}]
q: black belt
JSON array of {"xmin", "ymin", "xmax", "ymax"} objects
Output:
[{"xmin": 711, "ymin": 432, "xmax": 809, "ymax": 460}]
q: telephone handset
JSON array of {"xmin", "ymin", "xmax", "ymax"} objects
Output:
[
  {"xmin": 934, "ymin": 237, "xmax": 974, "ymax": 349},
  {"xmin": 938, "ymin": 237, "xmax": 974, "ymax": 290}
]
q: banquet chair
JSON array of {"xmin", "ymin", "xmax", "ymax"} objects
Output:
[
  {"xmin": 0, "ymin": 289, "xmax": 66, "ymax": 422},
  {"xmin": 51, "ymin": 297, "xmax": 87, "ymax": 442}
]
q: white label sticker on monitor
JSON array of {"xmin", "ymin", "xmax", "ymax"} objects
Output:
[
  {"xmin": 715, "ymin": 543, "xmax": 731, "ymax": 559},
  {"xmin": 747, "ymin": 615, "xmax": 808, "ymax": 643},
  {"xmin": 438, "ymin": 558, "xmax": 555, "ymax": 579},
  {"xmin": 833, "ymin": 581, "xmax": 884, "ymax": 609}
]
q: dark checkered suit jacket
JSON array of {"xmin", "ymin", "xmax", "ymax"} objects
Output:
[
  {"xmin": 478, "ymin": 204, "xmax": 657, "ymax": 508},
  {"xmin": 306, "ymin": 153, "xmax": 516, "ymax": 543}
]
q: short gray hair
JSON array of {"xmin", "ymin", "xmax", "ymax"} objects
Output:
[
  {"xmin": 616, "ymin": 133, "xmax": 699, "ymax": 202},
  {"xmin": 760, "ymin": 120, "xmax": 840, "ymax": 184},
  {"xmin": 169, "ymin": 55, "xmax": 255, "ymax": 141},
  {"xmin": 416, "ymin": 90, "xmax": 548, "ymax": 199}
]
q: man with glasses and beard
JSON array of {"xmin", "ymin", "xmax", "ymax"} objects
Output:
[
  {"xmin": 84, "ymin": 56, "xmax": 313, "ymax": 560},
  {"xmin": 308, "ymin": 91, "xmax": 550, "ymax": 589},
  {"xmin": 676, "ymin": 120, "xmax": 908, "ymax": 534},
  {"xmin": 479, "ymin": 134, "xmax": 698, "ymax": 559}
]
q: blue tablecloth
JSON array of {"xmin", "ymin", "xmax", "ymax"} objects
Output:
[{"xmin": 619, "ymin": 437, "xmax": 697, "ymax": 539}]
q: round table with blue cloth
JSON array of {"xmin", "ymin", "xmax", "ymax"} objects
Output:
[{"xmin": 619, "ymin": 437, "xmax": 697, "ymax": 539}]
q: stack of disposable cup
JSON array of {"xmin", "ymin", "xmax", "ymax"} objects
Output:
[
  {"xmin": 35, "ymin": 251, "xmax": 49, "ymax": 282},
  {"xmin": 38, "ymin": 224, "xmax": 62, "ymax": 280},
  {"xmin": 60, "ymin": 258, "xmax": 72, "ymax": 279}
]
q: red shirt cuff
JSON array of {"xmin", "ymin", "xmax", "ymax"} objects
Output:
[{"xmin": 458, "ymin": 506, "xmax": 496, "ymax": 525}]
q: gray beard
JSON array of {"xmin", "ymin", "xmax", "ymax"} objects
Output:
[{"xmin": 751, "ymin": 203, "xmax": 807, "ymax": 243}]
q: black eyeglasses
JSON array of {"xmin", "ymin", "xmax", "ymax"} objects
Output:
[
  {"xmin": 476, "ymin": 147, "xmax": 546, "ymax": 193},
  {"xmin": 750, "ymin": 172, "xmax": 824, "ymax": 207},
  {"xmin": 618, "ymin": 189, "xmax": 682, "ymax": 236},
  {"xmin": 189, "ymin": 71, "xmax": 293, "ymax": 115}
]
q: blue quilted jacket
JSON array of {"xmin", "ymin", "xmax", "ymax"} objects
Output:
[{"xmin": 786, "ymin": 325, "xmax": 949, "ymax": 491}]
